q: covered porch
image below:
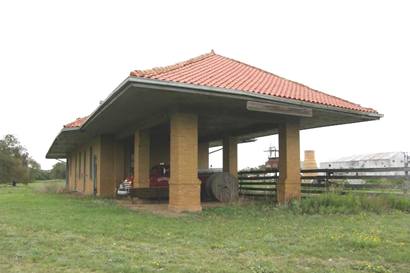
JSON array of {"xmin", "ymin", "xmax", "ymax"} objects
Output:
[
  {"xmin": 46, "ymin": 51, "xmax": 381, "ymax": 212},
  {"xmin": 116, "ymin": 108, "xmax": 301, "ymax": 212}
]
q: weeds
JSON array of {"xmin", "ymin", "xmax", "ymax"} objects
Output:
[{"xmin": 287, "ymin": 193, "xmax": 410, "ymax": 214}]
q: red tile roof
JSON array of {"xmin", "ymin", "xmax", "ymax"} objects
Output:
[
  {"xmin": 64, "ymin": 116, "xmax": 88, "ymax": 128},
  {"xmin": 131, "ymin": 51, "xmax": 376, "ymax": 113}
]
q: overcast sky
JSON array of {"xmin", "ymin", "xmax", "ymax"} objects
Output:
[{"xmin": 1, "ymin": 0, "xmax": 409, "ymax": 170}]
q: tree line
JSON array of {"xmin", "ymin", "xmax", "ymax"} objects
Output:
[{"xmin": 0, "ymin": 134, "xmax": 65, "ymax": 183}]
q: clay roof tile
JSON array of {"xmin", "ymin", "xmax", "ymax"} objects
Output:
[{"xmin": 130, "ymin": 51, "xmax": 377, "ymax": 113}]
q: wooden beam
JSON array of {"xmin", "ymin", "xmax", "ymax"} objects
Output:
[
  {"xmin": 247, "ymin": 101, "xmax": 313, "ymax": 117},
  {"xmin": 199, "ymin": 123, "xmax": 278, "ymax": 143}
]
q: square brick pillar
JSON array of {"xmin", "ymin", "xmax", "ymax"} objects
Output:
[
  {"xmin": 277, "ymin": 120, "xmax": 301, "ymax": 204},
  {"xmin": 169, "ymin": 112, "xmax": 202, "ymax": 212},
  {"xmin": 223, "ymin": 136, "xmax": 238, "ymax": 177},
  {"xmin": 198, "ymin": 142, "xmax": 209, "ymax": 169},
  {"xmin": 134, "ymin": 129, "xmax": 150, "ymax": 188}
]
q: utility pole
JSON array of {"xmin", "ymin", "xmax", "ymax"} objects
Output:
[{"xmin": 264, "ymin": 145, "xmax": 279, "ymax": 159}]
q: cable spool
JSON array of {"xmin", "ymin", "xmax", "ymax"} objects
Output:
[{"xmin": 205, "ymin": 172, "xmax": 239, "ymax": 202}]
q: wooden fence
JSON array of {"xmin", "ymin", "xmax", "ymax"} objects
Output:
[{"xmin": 238, "ymin": 167, "xmax": 410, "ymax": 198}]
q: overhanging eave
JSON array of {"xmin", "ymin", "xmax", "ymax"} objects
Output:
[{"xmin": 46, "ymin": 77, "xmax": 382, "ymax": 158}]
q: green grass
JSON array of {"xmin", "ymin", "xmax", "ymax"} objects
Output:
[{"xmin": 1, "ymin": 181, "xmax": 410, "ymax": 273}]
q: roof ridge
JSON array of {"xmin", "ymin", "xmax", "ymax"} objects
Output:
[
  {"xmin": 216, "ymin": 54, "xmax": 374, "ymax": 111},
  {"xmin": 130, "ymin": 50, "xmax": 216, "ymax": 77}
]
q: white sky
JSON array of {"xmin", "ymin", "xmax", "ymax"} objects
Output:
[{"xmin": 0, "ymin": 0, "xmax": 409, "ymax": 170}]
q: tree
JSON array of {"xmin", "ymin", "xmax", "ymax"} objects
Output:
[
  {"xmin": 50, "ymin": 162, "xmax": 66, "ymax": 179},
  {"xmin": 0, "ymin": 134, "xmax": 29, "ymax": 166},
  {"xmin": 28, "ymin": 158, "xmax": 51, "ymax": 181},
  {"xmin": 0, "ymin": 134, "xmax": 31, "ymax": 183},
  {"xmin": 0, "ymin": 135, "xmax": 67, "ymax": 183}
]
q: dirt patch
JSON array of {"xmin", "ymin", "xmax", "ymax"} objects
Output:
[{"xmin": 115, "ymin": 198, "xmax": 227, "ymax": 217}]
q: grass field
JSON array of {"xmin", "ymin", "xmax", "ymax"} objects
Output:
[{"xmin": 1, "ymin": 181, "xmax": 409, "ymax": 273}]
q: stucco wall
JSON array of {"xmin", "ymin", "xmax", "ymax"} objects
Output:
[
  {"xmin": 66, "ymin": 137, "xmax": 102, "ymax": 195},
  {"xmin": 66, "ymin": 136, "xmax": 126, "ymax": 197},
  {"xmin": 198, "ymin": 142, "xmax": 209, "ymax": 169},
  {"xmin": 150, "ymin": 134, "xmax": 170, "ymax": 168},
  {"xmin": 65, "ymin": 130, "xmax": 209, "ymax": 198}
]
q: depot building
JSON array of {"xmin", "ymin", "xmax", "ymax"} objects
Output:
[{"xmin": 46, "ymin": 51, "xmax": 381, "ymax": 212}]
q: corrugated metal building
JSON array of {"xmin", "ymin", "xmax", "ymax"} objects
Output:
[{"xmin": 320, "ymin": 152, "xmax": 408, "ymax": 176}]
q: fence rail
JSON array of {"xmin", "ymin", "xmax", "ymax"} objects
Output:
[{"xmin": 238, "ymin": 167, "xmax": 410, "ymax": 198}]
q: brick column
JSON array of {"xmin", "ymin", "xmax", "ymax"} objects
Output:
[
  {"xmin": 198, "ymin": 142, "xmax": 209, "ymax": 169},
  {"xmin": 169, "ymin": 112, "xmax": 201, "ymax": 212},
  {"xmin": 223, "ymin": 136, "xmax": 238, "ymax": 177},
  {"xmin": 277, "ymin": 120, "xmax": 301, "ymax": 204},
  {"xmin": 134, "ymin": 129, "xmax": 150, "ymax": 188}
]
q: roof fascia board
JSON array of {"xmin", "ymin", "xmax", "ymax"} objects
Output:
[
  {"xmin": 61, "ymin": 127, "xmax": 82, "ymax": 132},
  {"xmin": 46, "ymin": 127, "xmax": 84, "ymax": 158},
  {"xmin": 81, "ymin": 77, "xmax": 133, "ymax": 129}
]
